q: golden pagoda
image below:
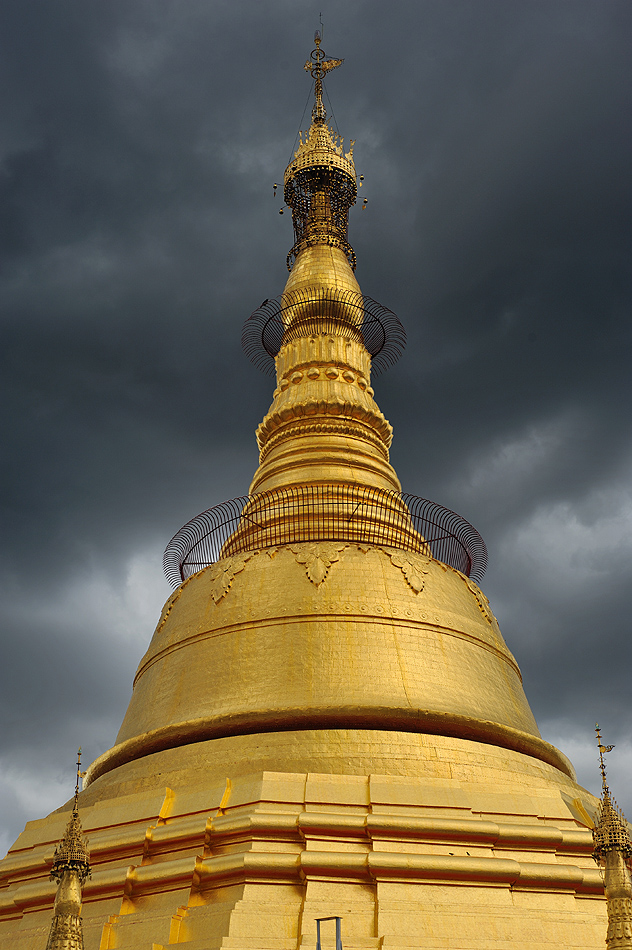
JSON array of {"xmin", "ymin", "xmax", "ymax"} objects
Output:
[
  {"xmin": 0, "ymin": 33, "xmax": 612, "ymax": 949},
  {"xmin": 44, "ymin": 753, "xmax": 91, "ymax": 950},
  {"xmin": 593, "ymin": 727, "xmax": 632, "ymax": 949}
]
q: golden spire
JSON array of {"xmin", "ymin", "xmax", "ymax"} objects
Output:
[
  {"xmin": 303, "ymin": 30, "xmax": 343, "ymax": 125},
  {"xmin": 244, "ymin": 34, "xmax": 398, "ymax": 501},
  {"xmin": 593, "ymin": 725, "xmax": 632, "ymax": 950},
  {"xmin": 45, "ymin": 750, "xmax": 91, "ymax": 950},
  {"xmin": 213, "ymin": 33, "xmax": 430, "ymax": 571},
  {"xmin": 593, "ymin": 725, "xmax": 632, "ymax": 860},
  {"xmin": 284, "ymin": 32, "xmax": 357, "ymax": 273}
]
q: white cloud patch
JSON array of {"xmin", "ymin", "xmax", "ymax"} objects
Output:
[
  {"xmin": 0, "ymin": 544, "xmax": 170, "ymax": 857},
  {"xmin": 453, "ymin": 413, "xmax": 632, "ymax": 641},
  {"xmin": 0, "ymin": 759, "xmax": 71, "ymax": 858},
  {"xmin": 454, "ymin": 409, "xmax": 584, "ymax": 511},
  {"xmin": 501, "ymin": 489, "xmax": 632, "ymax": 602}
]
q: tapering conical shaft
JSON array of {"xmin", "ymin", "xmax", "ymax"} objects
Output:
[{"xmin": 246, "ymin": 69, "xmax": 408, "ymax": 552}]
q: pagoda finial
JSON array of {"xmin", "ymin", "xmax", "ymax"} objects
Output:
[
  {"xmin": 283, "ymin": 36, "xmax": 356, "ymax": 273},
  {"xmin": 593, "ymin": 725, "xmax": 632, "ymax": 950},
  {"xmin": 597, "ymin": 724, "xmax": 617, "ymax": 797},
  {"xmin": 74, "ymin": 747, "xmax": 81, "ymax": 806},
  {"xmin": 45, "ymin": 750, "xmax": 91, "ymax": 950},
  {"xmin": 50, "ymin": 749, "xmax": 90, "ymax": 886},
  {"xmin": 593, "ymin": 724, "xmax": 631, "ymax": 858},
  {"xmin": 304, "ymin": 30, "xmax": 343, "ymax": 125}
]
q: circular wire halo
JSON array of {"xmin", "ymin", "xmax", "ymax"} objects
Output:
[{"xmin": 242, "ymin": 288, "xmax": 406, "ymax": 376}]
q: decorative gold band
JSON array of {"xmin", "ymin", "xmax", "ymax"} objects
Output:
[{"xmin": 84, "ymin": 708, "xmax": 575, "ymax": 788}]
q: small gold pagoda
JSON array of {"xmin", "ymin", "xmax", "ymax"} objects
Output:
[
  {"xmin": 593, "ymin": 726, "xmax": 632, "ymax": 950},
  {"xmin": 0, "ymin": 34, "xmax": 612, "ymax": 949},
  {"xmin": 44, "ymin": 752, "xmax": 91, "ymax": 950}
]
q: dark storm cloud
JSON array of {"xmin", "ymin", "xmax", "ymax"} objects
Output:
[{"xmin": 1, "ymin": 0, "xmax": 631, "ymax": 849}]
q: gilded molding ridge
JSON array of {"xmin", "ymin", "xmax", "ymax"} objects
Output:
[
  {"xmin": 256, "ymin": 397, "xmax": 393, "ymax": 447},
  {"xmin": 192, "ymin": 847, "xmax": 602, "ymax": 893},
  {"xmin": 1, "ymin": 808, "xmax": 598, "ymax": 923},
  {"xmin": 125, "ymin": 607, "xmax": 524, "ymax": 688},
  {"xmin": 273, "ymin": 364, "xmax": 372, "ymax": 397},
  {"xmin": 2, "ymin": 808, "xmax": 593, "ymax": 886},
  {"xmin": 206, "ymin": 809, "xmax": 594, "ymax": 851},
  {"xmin": 15, "ymin": 848, "xmax": 606, "ymax": 923},
  {"xmin": 258, "ymin": 420, "xmax": 390, "ymax": 463},
  {"xmin": 275, "ymin": 334, "xmax": 371, "ymax": 380},
  {"xmin": 84, "ymin": 707, "xmax": 576, "ymax": 788}
]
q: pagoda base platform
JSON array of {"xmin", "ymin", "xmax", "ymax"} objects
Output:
[{"xmin": 0, "ymin": 730, "xmax": 607, "ymax": 949}]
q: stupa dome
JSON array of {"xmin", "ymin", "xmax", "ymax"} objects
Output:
[{"xmin": 84, "ymin": 543, "xmax": 570, "ymax": 791}]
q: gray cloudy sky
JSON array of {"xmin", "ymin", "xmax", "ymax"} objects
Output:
[{"xmin": 1, "ymin": 0, "xmax": 631, "ymax": 854}]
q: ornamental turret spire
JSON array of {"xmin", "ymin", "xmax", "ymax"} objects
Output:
[
  {"xmin": 245, "ymin": 36, "xmax": 400, "ymax": 501},
  {"xmin": 284, "ymin": 31, "xmax": 357, "ymax": 272},
  {"xmin": 593, "ymin": 725, "xmax": 632, "ymax": 950},
  {"xmin": 45, "ymin": 751, "xmax": 91, "ymax": 950}
]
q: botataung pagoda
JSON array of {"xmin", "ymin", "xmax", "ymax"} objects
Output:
[{"xmin": 1, "ymin": 33, "xmax": 630, "ymax": 950}]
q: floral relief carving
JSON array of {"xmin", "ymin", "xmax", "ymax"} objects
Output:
[
  {"xmin": 460, "ymin": 573, "xmax": 496, "ymax": 625},
  {"xmin": 608, "ymin": 909, "xmax": 632, "ymax": 942},
  {"xmin": 46, "ymin": 915, "xmax": 83, "ymax": 947},
  {"xmin": 610, "ymin": 898, "xmax": 632, "ymax": 915},
  {"xmin": 289, "ymin": 542, "xmax": 348, "ymax": 586},
  {"xmin": 208, "ymin": 553, "xmax": 256, "ymax": 603},
  {"xmin": 258, "ymin": 420, "xmax": 389, "ymax": 462},
  {"xmin": 384, "ymin": 549, "xmax": 430, "ymax": 593},
  {"xmin": 154, "ymin": 573, "xmax": 196, "ymax": 637}
]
